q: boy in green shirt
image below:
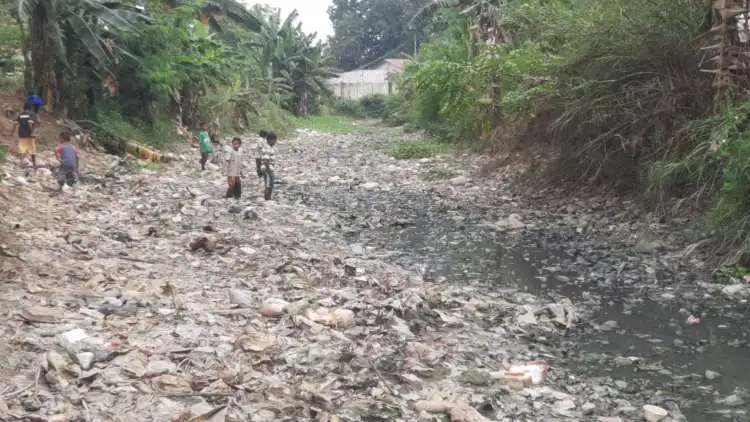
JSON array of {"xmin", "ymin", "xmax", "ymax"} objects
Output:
[{"xmin": 197, "ymin": 122, "xmax": 213, "ymax": 171}]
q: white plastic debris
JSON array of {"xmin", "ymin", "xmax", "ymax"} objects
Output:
[{"xmin": 643, "ymin": 404, "xmax": 668, "ymax": 422}]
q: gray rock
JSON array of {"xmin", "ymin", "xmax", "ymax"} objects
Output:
[
  {"xmin": 449, "ymin": 175, "xmax": 471, "ymax": 185},
  {"xmin": 722, "ymin": 284, "xmax": 746, "ymax": 297},
  {"xmin": 581, "ymin": 402, "xmax": 596, "ymax": 414},
  {"xmin": 229, "ymin": 289, "xmax": 253, "ymax": 307},
  {"xmin": 716, "ymin": 393, "xmax": 744, "ymax": 407},
  {"xmin": 705, "ymin": 369, "xmax": 721, "ymax": 380},
  {"xmin": 145, "ymin": 360, "xmax": 176, "ymax": 376},
  {"xmin": 555, "ymin": 399, "xmax": 576, "ymax": 412},
  {"xmin": 77, "ymin": 352, "xmax": 95, "ymax": 370},
  {"xmin": 614, "ymin": 380, "xmax": 628, "ymax": 390}
]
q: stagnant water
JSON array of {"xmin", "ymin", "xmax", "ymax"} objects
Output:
[{"xmin": 286, "ymin": 183, "xmax": 750, "ymax": 422}]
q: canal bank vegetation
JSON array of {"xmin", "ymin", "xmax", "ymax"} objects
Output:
[
  {"xmin": 382, "ymin": 0, "xmax": 750, "ymax": 266},
  {"xmin": 0, "ymin": 1, "xmax": 336, "ymax": 151}
]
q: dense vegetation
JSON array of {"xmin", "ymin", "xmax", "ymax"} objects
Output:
[
  {"xmin": 332, "ymin": 0, "xmax": 750, "ymax": 264},
  {"xmin": 0, "ymin": 0, "xmax": 335, "ymax": 149}
]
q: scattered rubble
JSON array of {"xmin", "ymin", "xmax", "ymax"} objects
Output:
[{"xmin": 0, "ymin": 128, "xmax": 744, "ymax": 420}]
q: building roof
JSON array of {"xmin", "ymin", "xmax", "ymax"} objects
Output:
[{"xmin": 382, "ymin": 59, "xmax": 409, "ymax": 71}]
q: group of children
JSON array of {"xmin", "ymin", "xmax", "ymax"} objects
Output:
[
  {"xmin": 11, "ymin": 102, "xmax": 278, "ymax": 198},
  {"xmin": 195, "ymin": 123, "xmax": 277, "ymax": 201},
  {"xmin": 9, "ymin": 97, "xmax": 79, "ymax": 191}
]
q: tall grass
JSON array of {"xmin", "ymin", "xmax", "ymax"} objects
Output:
[{"xmin": 514, "ymin": 0, "xmax": 712, "ymax": 186}]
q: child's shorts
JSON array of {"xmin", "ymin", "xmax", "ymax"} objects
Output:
[
  {"xmin": 57, "ymin": 166, "xmax": 77, "ymax": 186},
  {"xmin": 18, "ymin": 137, "xmax": 36, "ymax": 155}
]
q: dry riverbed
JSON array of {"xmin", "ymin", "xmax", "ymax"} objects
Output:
[{"xmin": 0, "ymin": 125, "xmax": 747, "ymax": 421}]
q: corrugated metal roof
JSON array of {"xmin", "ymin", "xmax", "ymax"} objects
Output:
[
  {"xmin": 383, "ymin": 59, "xmax": 408, "ymax": 71},
  {"xmin": 329, "ymin": 69, "xmax": 390, "ymax": 84}
]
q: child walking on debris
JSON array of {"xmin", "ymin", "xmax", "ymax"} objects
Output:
[
  {"xmin": 225, "ymin": 137, "xmax": 243, "ymax": 199},
  {"xmin": 255, "ymin": 130, "xmax": 267, "ymax": 178},
  {"xmin": 55, "ymin": 132, "xmax": 79, "ymax": 190},
  {"xmin": 197, "ymin": 122, "xmax": 212, "ymax": 171},
  {"xmin": 257, "ymin": 131, "xmax": 276, "ymax": 200},
  {"xmin": 11, "ymin": 103, "xmax": 37, "ymax": 169}
]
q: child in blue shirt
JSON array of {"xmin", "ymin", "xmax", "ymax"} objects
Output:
[{"xmin": 55, "ymin": 132, "xmax": 79, "ymax": 190}]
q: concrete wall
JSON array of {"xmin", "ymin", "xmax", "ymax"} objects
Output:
[
  {"xmin": 329, "ymin": 62, "xmax": 406, "ymax": 100},
  {"xmin": 329, "ymin": 69, "xmax": 392, "ymax": 100}
]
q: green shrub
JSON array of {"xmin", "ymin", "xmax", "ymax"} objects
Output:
[
  {"xmin": 359, "ymin": 94, "xmax": 386, "ymax": 118},
  {"xmin": 423, "ymin": 168, "xmax": 457, "ymax": 181},
  {"xmin": 296, "ymin": 115, "xmax": 369, "ymax": 133},
  {"xmin": 247, "ymin": 102, "xmax": 296, "ymax": 138},
  {"xmin": 708, "ymin": 102, "xmax": 750, "ymax": 260},
  {"xmin": 382, "ymin": 93, "xmax": 409, "ymax": 126},
  {"xmin": 330, "ymin": 95, "xmax": 389, "ymax": 119},
  {"xmin": 387, "ymin": 140, "xmax": 453, "ymax": 159},
  {"xmin": 331, "ymin": 98, "xmax": 365, "ymax": 118},
  {"xmin": 89, "ymin": 108, "xmax": 177, "ymax": 154}
]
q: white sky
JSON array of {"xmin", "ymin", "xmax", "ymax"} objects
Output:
[{"xmin": 257, "ymin": 0, "xmax": 334, "ymax": 40}]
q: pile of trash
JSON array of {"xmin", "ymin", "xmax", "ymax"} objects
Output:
[{"xmin": 0, "ymin": 133, "xmax": 688, "ymax": 421}]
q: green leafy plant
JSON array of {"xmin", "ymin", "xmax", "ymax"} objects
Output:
[
  {"xmin": 330, "ymin": 98, "xmax": 365, "ymax": 118},
  {"xmin": 296, "ymin": 115, "xmax": 369, "ymax": 133},
  {"xmin": 387, "ymin": 140, "xmax": 453, "ymax": 159}
]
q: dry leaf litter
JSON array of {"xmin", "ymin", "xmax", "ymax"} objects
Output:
[{"xmin": 0, "ymin": 127, "xmax": 685, "ymax": 422}]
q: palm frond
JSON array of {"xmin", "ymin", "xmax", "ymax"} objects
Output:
[{"xmin": 201, "ymin": 0, "xmax": 261, "ymax": 31}]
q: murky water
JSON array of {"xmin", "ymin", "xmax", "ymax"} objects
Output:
[{"xmin": 285, "ymin": 183, "xmax": 750, "ymax": 421}]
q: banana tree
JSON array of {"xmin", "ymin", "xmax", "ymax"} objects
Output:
[
  {"xmin": 253, "ymin": 8, "xmax": 336, "ymax": 116},
  {"xmin": 161, "ymin": 0, "xmax": 261, "ymax": 33},
  {"xmin": 286, "ymin": 36, "xmax": 336, "ymax": 116},
  {"xmin": 17, "ymin": 0, "xmax": 146, "ymax": 112}
]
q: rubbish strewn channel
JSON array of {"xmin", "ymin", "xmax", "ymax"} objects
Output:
[
  {"xmin": 0, "ymin": 128, "xmax": 748, "ymax": 421},
  {"xmin": 282, "ymin": 132, "xmax": 750, "ymax": 422}
]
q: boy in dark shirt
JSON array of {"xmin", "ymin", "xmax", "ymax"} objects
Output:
[
  {"xmin": 255, "ymin": 130, "xmax": 267, "ymax": 177},
  {"xmin": 55, "ymin": 132, "xmax": 79, "ymax": 190},
  {"xmin": 12, "ymin": 104, "xmax": 36, "ymax": 168}
]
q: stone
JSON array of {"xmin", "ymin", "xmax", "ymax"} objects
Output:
[
  {"xmin": 145, "ymin": 360, "xmax": 176, "ymax": 376},
  {"xmin": 449, "ymin": 175, "xmax": 471, "ymax": 185},
  {"xmin": 643, "ymin": 404, "xmax": 668, "ymax": 422},
  {"xmin": 555, "ymin": 399, "xmax": 575, "ymax": 412},
  {"xmin": 57, "ymin": 328, "xmax": 90, "ymax": 352},
  {"xmin": 716, "ymin": 394, "xmax": 744, "ymax": 407},
  {"xmin": 76, "ymin": 352, "xmax": 95, "ymax": 370},
  {"xmin": 229, "ymin": 289, "xmax": 253, "ymax": 307},
  {"xmin": 581, "ymin": 402, "xmax": 596, "ymax": 414},
  {"xmin": 722, "ymin": 284, "xmax": 746, "ymax": 296},
  {"xmin": 705, "ymin": 369, "xmax": 721, "ymax": 380}
]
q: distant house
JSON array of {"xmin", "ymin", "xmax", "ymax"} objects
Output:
[{"xmin": 329, "ymin": 58, "xmax": 410, "ymax": 100}]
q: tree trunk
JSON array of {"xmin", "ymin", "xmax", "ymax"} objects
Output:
[
  {"xmin": 295, "ymin": 89, "xmax": 308, "ymax": 117},
  {"xmin": 29, "ymin": 2, "xmax": 55, "ymax": 111},
  {"xmin": 179, "ymin": 85, "xmax": 201, "ymax": 128}
]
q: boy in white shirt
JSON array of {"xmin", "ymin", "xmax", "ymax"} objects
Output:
[
  {"xmin": 257, "ymin": 131, "xmax": 276, "ymax": 200},
  {"xmin": 225, "ymin": 137, "xmax": 243, "ymax": 199}
]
